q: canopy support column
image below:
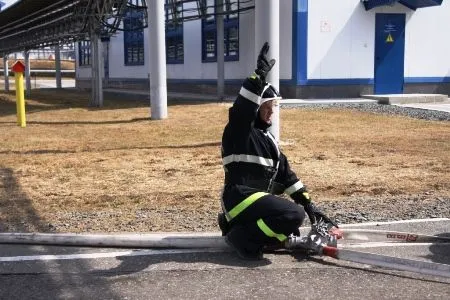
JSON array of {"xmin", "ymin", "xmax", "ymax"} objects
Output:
[
  {"xmin": 89, "ymin": 32, "xmax": 103, "ymax": 107},
  {"xmin": 55, "ymin": 44, "xmax": 62, "ymax": 89},
  {"xmin": 3, "ymin": 55, "xmax": 9, "ymax": 92},
  {"xmin": 148, "ymin": 0, "xmax": 168, "ymax": 119},
  {"xmin": 216, "ymin": 0, "xmax": 225, "ymax": 100},
  {"xmin": 24, "ymin": 50, "xmax": 31, "ymax": 97},
  {"xmin": 255, "ymin": 0, "xmax": 280, "ymax": 141}
]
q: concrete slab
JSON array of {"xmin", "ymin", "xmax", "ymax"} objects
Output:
[
  {"xmin": 361, "ymin": 93, "xmax": 448, "ymax": 105},
  {"xmin": 395, "ymin": 99, "xmax": 450, "ymax": 113}
]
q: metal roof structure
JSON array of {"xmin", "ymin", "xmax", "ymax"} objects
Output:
[
  {"xmin": 0, "ymin": 0, "xmax": 138, "ymax": 56},
  {"xmin": 0, "ymin": 0, "xmax": 254, "ymax": 57},
  {"xmin": 0, "ymin": 0, "xmax": 256, "ymax": 109}
]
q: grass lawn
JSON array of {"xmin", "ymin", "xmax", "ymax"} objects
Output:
[{"xmin": 0, "ymin": 89, "xmax": 449, "ymax": 232}]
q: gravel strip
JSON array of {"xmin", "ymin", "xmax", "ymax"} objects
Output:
[
  {"xmin": 2, "ymin": 194, "xmax": 447, "ymax": 233},
  {"xmin": 282, "ymin": 102, "xmax": 450, "ymax": 121}
]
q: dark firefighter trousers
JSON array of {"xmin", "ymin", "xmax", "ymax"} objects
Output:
[{"xmin": 224, "ymin": 191, "xmax": 306, "ymax": 253}]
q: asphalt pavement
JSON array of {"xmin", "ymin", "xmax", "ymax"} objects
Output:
[{"xmin": 0, "ymin": 218, "xmax": 449, "ymax": 299}]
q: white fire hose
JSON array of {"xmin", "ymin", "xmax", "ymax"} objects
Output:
[{"xmin": 0, "ymin": 228, "xmax": 448, "ymax": 278}]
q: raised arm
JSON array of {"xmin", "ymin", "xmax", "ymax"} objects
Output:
[{"xmin": 227, "ymin": 42, "xmax": 276, "ymax": 133}]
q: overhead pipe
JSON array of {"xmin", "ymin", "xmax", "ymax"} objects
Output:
[
  {"xmin": 0, "ymin": 3, "xmax": 78, "ymax": 33},
  {"xmin": 0, "ymin": 0, "xmax": 76, "ymax": 32},
  {"xmin": 0, "ymin": 13, "xmax": 74, "ymax": 42}
]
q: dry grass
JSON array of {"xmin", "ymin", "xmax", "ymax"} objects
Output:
[
  {"xmin": 0, "ymin": 59, "xmax": 75, "ymax": 70},
  {"xmin": 0, "ymin": 89, "xmax": 449, "ymax": 232}
]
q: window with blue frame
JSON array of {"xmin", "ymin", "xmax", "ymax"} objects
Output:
[
  {"xmin": 165, "ymin": 0, "xmax": 184, "ymax": 64},
  {"xmin": 123, "ymin": 0, "xmax": 145, "ymax": 65},
  {"xmin": 201, "ymin": 0, "xmax": 239, "ymax": 62},
  {"xmin": 78, "ymin": 40, "xmax": 91, "ymax": 66}
]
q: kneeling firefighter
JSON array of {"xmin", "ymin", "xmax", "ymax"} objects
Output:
[{"xmin": 218, "ymin": 42, "xmax": 337, "ymax": 260}]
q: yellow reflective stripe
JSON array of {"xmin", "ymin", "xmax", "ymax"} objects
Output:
[
  {"xmin": 257, "ymin": 219, "xmax": 287, "ymax": 242},
  {"xmin": 226, "ymin": 192, "xmax": 268, "ymax": 221}
]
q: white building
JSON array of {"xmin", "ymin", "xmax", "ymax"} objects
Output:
[{"xmin": 75, "ymin": 0, "xmax": 449, "ymax": 98}]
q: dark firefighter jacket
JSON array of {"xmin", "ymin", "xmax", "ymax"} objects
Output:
[{"xmin": 221, "ymin": 75, "xmax": 305, "ymax": 222}]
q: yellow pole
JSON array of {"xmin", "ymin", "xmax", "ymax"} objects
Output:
[
  {"xmin": 14, "ymin": 72, "xmax": 26, "ymax": 127},
  {"xmin": 15, "ymin": 73, "xmax": 20, "ymax": 125}
]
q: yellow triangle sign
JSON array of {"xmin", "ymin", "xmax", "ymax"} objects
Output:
[{"xmin": 386, "ymin": 34, "xmax": 394, "ymax": 43}]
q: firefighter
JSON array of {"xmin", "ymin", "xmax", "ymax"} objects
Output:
[{"xmin": 218, "ymin": 42, "xmax": 336, "ymax": 260}]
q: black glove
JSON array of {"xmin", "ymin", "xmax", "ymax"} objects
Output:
[
  {"xmin": 292, "ymin": 187, "xmax": 338, "ymax": 227},
  {"xmin": 255, "ymin": 42, "xmax": 276, "ymax": 82},
  {"xmin": 303, "ymin": 202, "xmax": 338, "ymax": 228}
]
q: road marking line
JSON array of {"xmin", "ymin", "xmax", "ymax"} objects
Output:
[{"xmin": 0, "ymin": 248, "xmax": 223, "ymax": 263}]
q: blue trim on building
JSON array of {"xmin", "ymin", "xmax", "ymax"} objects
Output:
[
  {"xmin": 398, "ymin": 1, "xmax": 418, "ymax": 10},
  {"xmin": 364, "ymin": 0, "xmax": 443, "ymax": 10},
  {"xmin": 404, "ymin": 77, "xmax": 450, "ymax": 83},
  {"xmin": 167, "ymin": 78, "xmax": 244, "ymax": 85},
  {"xmin": 303, "ymin": 78, "xmax": 375, "ymax": 85},
  {"xmin": 399, "ymin": 0, "xmax": 443, "ymax": 9},
  {"xmin": 292, "ymin": 0, "xmax": 308, "ymax": 85},
  {"xmin": 291, "ymin": 2, "xmax": 296, "ymax": 84},
  {"xmin": 363, "ymin": 0, "xmax": 398, "ymax": 11}
]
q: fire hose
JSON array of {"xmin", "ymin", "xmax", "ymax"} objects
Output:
[
  {"xmin": 283, "ymin": 220, "xmax": 450, "ymax": 279},
  {"xmin": 0, "ymin": 222, "xmax": 449, "ymax": 278}
]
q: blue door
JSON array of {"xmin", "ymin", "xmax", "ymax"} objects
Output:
[{"xmin": 374, "ymin": 14, "xmax": 406, "ymax": 94}]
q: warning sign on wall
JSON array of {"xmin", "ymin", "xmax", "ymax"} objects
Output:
[{"xmin": 386, "ymin": 33, "xmax": 394, "ymax": 43}]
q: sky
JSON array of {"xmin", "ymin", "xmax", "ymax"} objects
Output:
[{"xmin": 1, "ymin": 0, "xmax": 18, "ymax": 9}]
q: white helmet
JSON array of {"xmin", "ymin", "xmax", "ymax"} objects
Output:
[{"xmin": 260, "ymin": 83, "xmax": 282, "ymax": 105}]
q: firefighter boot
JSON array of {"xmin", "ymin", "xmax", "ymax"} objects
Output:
[{"xmin": 217, "ymin": 212, "xmax": 230, "ymax": 236}]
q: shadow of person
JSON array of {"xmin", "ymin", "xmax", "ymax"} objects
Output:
[
  {"xmin": 0, "ymin": 167, "xmax": 49, "ymax": 232},
  {"xmin": 423, "ymin": 232, "xmax": 450, "ymax": 265},
  {"xmin": 94, "ymin": 248, "xmax": 272, "ymax": 277}
]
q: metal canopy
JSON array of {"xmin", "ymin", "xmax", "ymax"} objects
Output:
[
  {"xmin": 0, "ymin": 0, "xmax": 254, "ymax": 56},
  {"xmin": 0, "ymin": 0, "xmax": 134, "ymax": 56}
]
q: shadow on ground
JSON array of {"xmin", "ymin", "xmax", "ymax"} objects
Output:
[
  {"xmin": 0, "ymin": 167, "xmax": 120, "ymax": 299},
  {"xmin": 426, "ymin": 232, "xmax": 450, "ymax": 265},
  {"xmin": 0, "ymin": 88, "xmax": 226, "ymax": 118},
  {"xmin": 0, "ymin": 167, "xmax": 48, "ymax": 232}
]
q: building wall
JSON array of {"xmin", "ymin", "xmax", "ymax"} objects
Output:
[
  {"xmin": 404, "ymin": 1, "xmax": 450, "ymax": 79},
  {"xmin": 76, "ymin": 0, "xmax": 294, "ymax": 82},
  {"xmin": 108, "ymin": 30, "xmax": 150, "ymax": 79},
  {"xmin": 75, "ymin": 0, "xmax": 450, "ymax": 97},
  {"xmin": 307, "ymin": 0, "xmax": 450, "ymax": 81}
]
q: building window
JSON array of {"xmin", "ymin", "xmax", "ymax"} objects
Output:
[
  {"xmin": 201, "ymin": 0, "xmax": 239, "ymax": 63},
  {"xmin": 78, "ymin": 40, "xmax": 91, "ymax": 66},
  {"xmin": 165, "ymin": 0, "xmax": 184, "ymax": 64},
  {"xmin": 123, "ymin": 0, "xmax": 145, "ymax": 65}
]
